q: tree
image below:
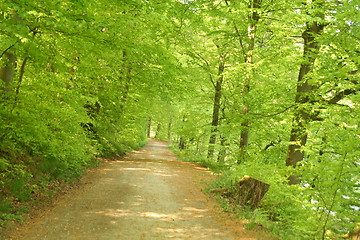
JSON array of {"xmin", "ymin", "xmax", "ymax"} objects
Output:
[
  {"xmin": 286, "ymin": 0, "xmax": 326, "ymax": 184},
  {"xmin": 0, "ymin": 0, "xmax": 185, "ymax": 214},
  {"xmin": 169, "ymin": 0, "xmax": 359, "ymax": 238},
  {"xmin": 1, "ymin": 0, "xmax": 358, "ymax": 238},
  {"xmin": 0, "ymin": 52, "xmax": 16, "ymax": 96},
  {"xmin": 208, "ymin": 50, "xmax": 226, "ymax": 159},
  {"xmin": 230, "ymin": 0, "xmax": 262, "ymax": 163}
]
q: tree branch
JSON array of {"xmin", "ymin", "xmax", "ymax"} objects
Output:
[
  {"xmin": 327, "ymin": 89, "xmax": 357, "ymax": 104},
  {"xmin": 263, "ymin": 139, "xmax": 281, "ymax": 151},
  {"xmin": 224, "ymin": 0, "xmax": 247, "ymax": 60},
  {"xmin": 252, "ymin": 104, "xmax": 295, "ymax": 119},
  {"xmin": 193, "ymin": 51, "xmax": 215, "ymax": 87},
  {"xmin": 0, "ymin": 41, "xmax": 18, "ymax": 58}
]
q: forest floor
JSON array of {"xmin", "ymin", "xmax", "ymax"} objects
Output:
[{"xmin": 2, "ymin": 139, "xmax": 275, "ymax": 240}]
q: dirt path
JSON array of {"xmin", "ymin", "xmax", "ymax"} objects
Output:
[{"xmin": 5, "ymin": 139, "xmax": 271, "ymax": 240}]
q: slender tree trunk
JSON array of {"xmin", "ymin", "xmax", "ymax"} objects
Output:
[
  {"xmin": 167, "ymin": 118, "xmax": 172, "ymax": 141},
  {"xmin": 238, "ymin": 0, "xmax": 261, "ymax": 163},
  {"xmin": 217, "ymin": 105, "xmax": 227, "ymax": 163},
  {"xmin": 286, "ymin": 1, "xmax": 325, "ymax": 184},
  {"xmin": 239, "ymin": 105, "xmax": 250, "ymax": 162},
  {"xmin": 217, "ymin": 135, "xmax": 227, "ymax": 163},
  {"xmin": 13, "ymin": 57, "xmax": 28, "ymax": 106},
  {"xmin": 17, "ymin": 57, "xmax": 28, "ymax": 93},
  {"xmin": 178, "ymin": 115, "xmax": 187, "ymax": 150},
  {"xmin": 178, "ymin": 137, "xmax": 186, "ymax": 150},
  {"xmin": 155, "ymin": 123, "xmax": 161, "ymax": 139},
  {"xmin": 207, "ymin": 55, "xmax": 225, "ymax": 159},
  {"xmin": 147, "ymin": 117, "xmax": 152, "ymax": 137}
]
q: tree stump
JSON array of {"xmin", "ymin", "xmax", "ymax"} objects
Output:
[
  {"xmin": 234, "ymin": 176, "xmax": 270, "ymax": 208},
  {"xmin": 343, "ymin": 223, "xmax": 360, "ymax": 240}
]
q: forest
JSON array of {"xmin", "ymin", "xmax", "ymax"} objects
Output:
[{"xmin": 0, "ymin": 0, "xmax": 359, "ymax": 239}]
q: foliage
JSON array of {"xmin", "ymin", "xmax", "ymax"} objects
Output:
[
  {"xmin": 0, "ymin": 0, "xmax": 359, "ymax": 238},
  {"xmin": 165, "ymin": 0, "xmax": 359, "ymax": 239},
  {"xmin": 0, "ymin": 0, "xmax": 179, "ymax": 224}
]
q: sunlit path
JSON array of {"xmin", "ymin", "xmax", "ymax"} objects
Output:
[{"xmin": 7, "ymin": 139, "xmax": 266, "ymax": 240}]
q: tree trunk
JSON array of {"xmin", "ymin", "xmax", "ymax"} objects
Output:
[
  {"xmin": 178, "ymin": 137, "xmax": 186, "ymax": 150},
  {"xmin": 147, "ymin": 117, "xmax": 152, "ymax": 137},
  {"xmin": 239, "ymin": 106, "xmax": 250, "ymax": 162},
  {"xmin": 12, "ymin": 57, "xmax": 28, "ymax": 107},
  {"xmin": 0, "ymin": 52, "xmax": 16, "ymax": 95},
  {"xmin": 217, "ymin": 104, "xmax": 227, "ymax": 163},
  {"xmin": 238, "ymin": 0, "xmax": 261, "ymax": 163},
  {"xmin": 178, "ymin": 115, "xmax": 187, "ymax": 150},
  {"xmin": 167, "ymin": 118, "xmax": 172, "ymax": 141},
  {"xmin": 155, "ymin": 123, "xmax": 161, "ymax": 139},
  {"xmin": 286, "ymin": 2, "xmax": 325, "ymax": 184},
  {"xmin": 217, "ymin": 134, "xmax": 227, "ymax": 163},
  {"xmin": 207, "ymin": 56, "xmax": 225, "ymax": 159}
]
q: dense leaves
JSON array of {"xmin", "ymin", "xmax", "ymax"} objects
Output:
[
  {"xmin": 0, "ymin": 0, "xmax": 178, "ymax": 224},
  {"xmin": 1, "ymin": 0, "xmax": 359, "ymax": 239},
  {"xmin": 162, "ymin": 0, "xmax": 359, "ymax": 239}
]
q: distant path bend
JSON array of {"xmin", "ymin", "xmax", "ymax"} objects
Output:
[{"xmin": 7, "ymin": 139, "xmax": 268, "ymax": 240}]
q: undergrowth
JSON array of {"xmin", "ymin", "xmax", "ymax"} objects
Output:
[{"xmin": 174, "ymin": 148, "xmax": 359, "ymax": 240}]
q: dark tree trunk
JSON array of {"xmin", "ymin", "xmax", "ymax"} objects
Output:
[
  {"xmin": 238, "ymin": 106, "xmax": 250, "ymax": 163},
  {"xmin": 167, "ymin": 118, "xmax": 172, "ymax": 141},
  {"xmin": 13, "ymin": 57, "xmax": 28, "ymax": 107},
  {"xmin": 286, "ymin": 3, "xmax": 325, "ymax": 184},
  {"xmin": 217, "ymin": 135, "xmax": 227, "ymax": 163},
  {"xmin": 155, "ymin": 123, "xmax": 161, "ymax": 139},
  {"xmin": 147, "ymin": 117, "xmax": 152, "ymax": 138},
  {"xmin": 178, "ymin": 115, "xmax": 187, "ymax": 150},
  {"xmin": 178, "ymin": 137, "xmax": 186, "ymax": 150},
  {"xmin": 217, "ymin": 105, "xmax": 227, "ymax": 163},
  {"xmin": 207, "ymin": 57, "xmax": 225, "ymax": 159},
  {"xmin": 0, "ymin": 52, "xmax": 16, "ymax": 95}
]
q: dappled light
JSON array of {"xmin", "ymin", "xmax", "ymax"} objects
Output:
[
  {"xmin": 78, "ymin": 140, "xmax": 262, "ymax": 239},
  {"xmin": 86, "ymin": 205, "xmax": 230, "ymax": 239},
  {"xmin": 1, "ymin": 0, "xmax": 357, "ymax": 239},
  {"xmin": 88, "ymin": 206, "xmax": 209, "ymax": 221},
  {"xmin": 6, "ymin": 139, "xmax": 265, "ymax": 240}
]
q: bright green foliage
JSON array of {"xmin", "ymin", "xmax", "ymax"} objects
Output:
[
  {"xmin": 0, "ymin": 0, "xmax": 180, "ymax": 223},
  {"xmin": 164, "ymin": 0, "xmax": 359, "ymax": 239},
  {"xmin": 1, "ymin": 0, "xmax": 359, "ymax": 238}
]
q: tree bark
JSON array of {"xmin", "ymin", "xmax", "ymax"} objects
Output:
[
  {"xmin": 286, "ymin": 1, "xmax": 325, "ymax": 184},
  {"xmin": 217, "ymin": 134, "xmax": 227, "ymax": 163},
  {"xmin": 207, "ymin": 56, "xmax": 225, "ymax": 159},
  {"xmin": 178, "ymin": 136, "xmax": 186, "ymax": 150},
  {"xmin": 167, "ymin": 118, "xmax": 172, "ymax": 141},
  {"xmin": 236, "ymin": 176, "xmax": 270, "ymax": 208},
  {"xmin": 155, "ymin": 123, "xmax": 161, "ymax": 139},
  {"xmin": 217, "ymin": 104, "xmax": 227, "ymax": 163},
  {"xmin": 219, "ymin": 176, "xmax": 270, "ymax": 209},
  {"xmin": 12, "ymin": 57, "xmax": 28, "ymax": 107},
  {"xmin": 147, "ymin": 117, "xmax": 152, "ymax": 138},
  {"xmin": 0, "ymin": 52, "xmax": 16, "ymax": 95},
  {"xmin": 178, "ymin": 115, "xmax": 187, "ymax": 150}
]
